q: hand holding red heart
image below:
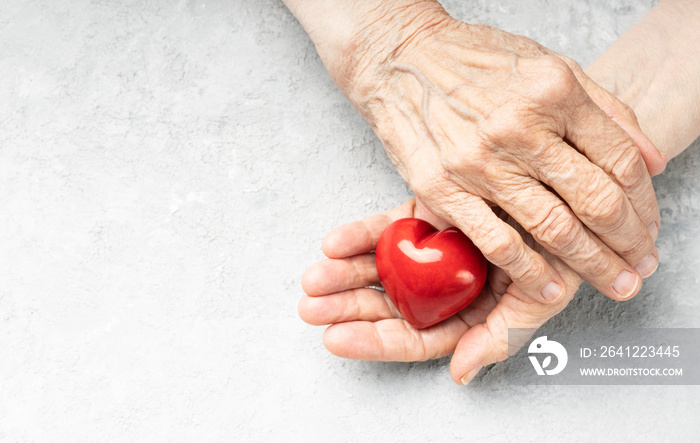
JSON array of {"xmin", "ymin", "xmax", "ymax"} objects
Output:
[{"xmin": 299, "ymin": 199, "xmax": 582, "ymax": 384}]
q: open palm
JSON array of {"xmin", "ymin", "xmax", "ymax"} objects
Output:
[{"xmin": 300, "ymin": 198, "xmax": 585, "ymax": 384}]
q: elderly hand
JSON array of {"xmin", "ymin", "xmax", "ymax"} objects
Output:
[
  {"xmin": 284, "ymin": 0, "xmax": 666, "ymax": 303},
  {"xmin": 296, "ymin": 0, "xmax": 700, "ymax": 387},
  {"xmin": 299, "ymin": 198, "xmax": 583, "ymax": 384}
]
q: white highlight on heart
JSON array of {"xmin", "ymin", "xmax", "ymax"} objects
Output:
[
  {"xmin": 397, "ymin": 239, "xmax": 443, "ymax": 263},
  {"xmin": 456, "ymin": 270, "xmax": 475, "ymax": 285}
]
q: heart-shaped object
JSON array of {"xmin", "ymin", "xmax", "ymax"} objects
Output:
[{"xmin": 375, "ymin": 218, "xmax": 488, "ymax": 329}]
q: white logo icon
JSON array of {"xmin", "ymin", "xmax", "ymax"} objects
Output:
[{"xmin": 528, "ymin": 336, "xmax": 568, "ymax": 375}]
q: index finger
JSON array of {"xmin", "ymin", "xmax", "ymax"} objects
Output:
[{"xmin": 565, "ymin": 91, "xmax": 661, "ymax": 234}]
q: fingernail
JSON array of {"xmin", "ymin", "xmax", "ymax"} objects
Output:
[
  {"xmin": 648, "ymin": 222, "xmax": 659, "ymax": 242},
  {"xmin": 541, "ymin": 281, "xmax": 563, "ymax": 302},
  {"xmin": 635, "ymin": 254, "xmax": 658, "ymax": 278},
  {"xmin": 612, "ymin": 270, "xmax": 640, "ymax": 299},
  {"xmin": 460, "ymin": 365, "xmax": 483, "ymax": 385}
]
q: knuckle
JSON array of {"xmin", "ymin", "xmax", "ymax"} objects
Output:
[
  {"xmin": 439, "ymin": 137, "xmax": 493, "ymax": 176},
  {"xmin": 477, "ymin": 110, "xmax": 547, "ymax": 159},
  {"xmin": 529, "ymin": 56, "xmax": 578, "ymax": 101},
  {"xmin": 558, "ymin": 55, "xmax": 584, "ymax": 75},
  {"xmin": 474, "ymin": 115, "xmax": 513, "ymax": 150},
  {"xmin": 479, "ymin": 159, "xmax": 502, "ymax": 182},
  {"xmin": 440, "ymin": 152, "xmax": 484, "ymax": 183},
  {"xmin": 609, "ymin": 145, "xmax": 647, "ymax": 190},
  {"xmin": 511, "ymin": 256, "xmax": 545, "ymax": 286},
  {"xmin": 583, "ymin": 248, "xmax": 615, "ymax": 279},
  {"xmin": 617, "ymin": 232, "xmax": 649, "ymax": 258},
  {"xmin": 528, "ymin": 203, "xmax": 580, "ymax": 252},
  {"xmin": 440, "ymin": 149, "xmax": 472, "ymax": 175},
  {"xmin": 577, "ymin": 180, "xmax": 627, "ymax": 229},
  {"xmin": 476, "ymin": 159, "xmax": 520, "ymax": 194},
  {"xmin": 479, "ymin": 229, "xmax": 522, "ymax": 267},
  {"xmin": 529, "ymin": 134, "xmax": 565, "ymax": 164}
]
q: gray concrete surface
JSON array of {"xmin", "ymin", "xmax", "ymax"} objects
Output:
[{"xmin": 1, "ymin": 0, "xmax": 698, "ymax": 441}]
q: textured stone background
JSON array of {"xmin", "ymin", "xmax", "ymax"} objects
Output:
[{"xmin": 1, "ymin": 0, "xmax": 698, "ymax": 440}]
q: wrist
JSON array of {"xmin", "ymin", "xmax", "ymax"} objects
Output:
[{"xmin": 284, "ymin": 0, "xmax": 450, "ymax": 100}]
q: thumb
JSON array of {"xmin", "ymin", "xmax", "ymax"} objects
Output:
[
  {"xmin": 451, "ymin": 266, "xmax": 581, "ymax": 385},
  {"xmin": 449, "ymin": 292, "xmax": 557, "ymax": 385}
]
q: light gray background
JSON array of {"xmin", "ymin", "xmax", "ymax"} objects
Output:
[{"xmin": 1, "ymin": 0, "xmax": 698, "ymax": 441}]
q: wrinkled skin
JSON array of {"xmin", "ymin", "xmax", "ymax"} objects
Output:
[{"xmin": 338, "ymin": 12, "xmax": 664, "ymax": 303}]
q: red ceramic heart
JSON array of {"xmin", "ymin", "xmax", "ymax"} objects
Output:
[{"xmin": 375, "ymin": 218, "xmax": 488, "ymax": 329}]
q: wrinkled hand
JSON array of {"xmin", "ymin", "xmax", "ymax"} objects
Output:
[
  {"xmin": 332, "ymin": 6, "xmax": 665, "ymax": 303},
  {"xmin": 300, "ymin": 199, "xmax": 583, "ymax": 385}
]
